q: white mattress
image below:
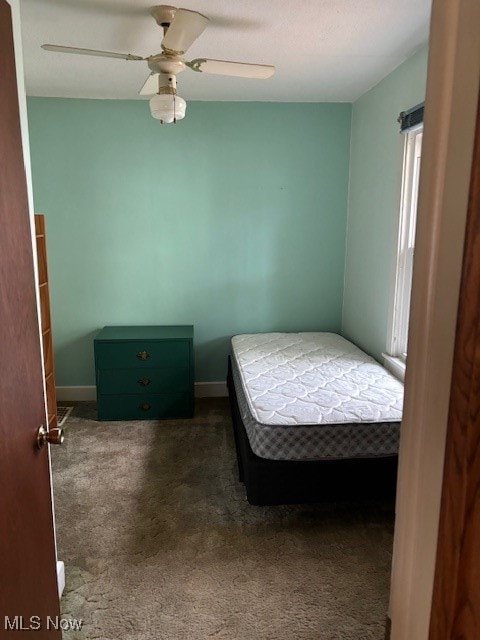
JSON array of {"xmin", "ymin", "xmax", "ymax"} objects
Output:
[{"xmin": 231, "ymin": 332, "xmax": 404, "ymax": 461}]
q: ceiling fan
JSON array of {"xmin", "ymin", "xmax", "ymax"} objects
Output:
[{"xmin": 41, "ymin": 5, "xmax": 276, "ymax": 124}]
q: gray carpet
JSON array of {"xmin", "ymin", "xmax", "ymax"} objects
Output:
[{"xmin": 51, "ymin": 398, "xmax": 394, "ymax": 640}]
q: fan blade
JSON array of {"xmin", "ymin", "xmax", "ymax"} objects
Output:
[
  {"xmin": 187, "ymin": 58, "xmax": 275, "ymax": 79},
  {"xmin": 41, "ymin": 44, "xmax": 144, "ymax": 61},
  {"xmin": 139, "ymin": 73, "xmax": 159, "ymax": 96},
  {"xmin": 161, "ymin": 9, "xmax": 209, "ymax": 54}
]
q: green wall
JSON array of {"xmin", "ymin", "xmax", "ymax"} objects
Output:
[
  {"xmin": 342, "ymin": 46, "xmax": 429, "ymax": 360},
  {"xmin": 27, "ymin": 99, "xmax": 352, "ymax": 384}
]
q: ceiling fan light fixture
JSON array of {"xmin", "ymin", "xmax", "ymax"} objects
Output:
[
  {"xmin": 149, "ymin": 93, "xmax": 186, "ymax": 124},
  {"xmin": 41, "ymin": 5, "xmax": 276, "ymax": 120}
]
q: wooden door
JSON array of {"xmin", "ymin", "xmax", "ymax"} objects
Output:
[{"xmin": 0, "ymin": 1, "xmax": 61, "ymax": 636}]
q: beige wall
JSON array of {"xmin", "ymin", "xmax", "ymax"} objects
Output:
[{"xmin": 389, "ymin": 0, "xmax": 480, "ymax": 638}]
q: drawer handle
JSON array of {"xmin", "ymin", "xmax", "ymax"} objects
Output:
[
  {"xmin": 138, "ymin": 377, "xmax": 151, "ymax": 386},
  {"xmin": 139, "ymin": 403, "xmax": 152, "ymax": 411},
  {"xmin": 137, "ymin": 351, "xmax": 150, "ymax": 361}
]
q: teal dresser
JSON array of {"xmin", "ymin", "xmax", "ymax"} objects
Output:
[{"xmin": 94, "ymin": 325, "xmax": 194, "ymax": 421}]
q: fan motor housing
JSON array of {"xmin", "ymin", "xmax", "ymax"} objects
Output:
[{"xmin": 148, "ymin": 53, "xmax": 185, "ymax": 75}]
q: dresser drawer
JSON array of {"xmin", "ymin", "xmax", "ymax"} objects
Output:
[
  {"xmin": 95, "ymin": 340, "xmax": 190, "ymax": 370},
  {"xmin": 97, "ymin": 393, "xmax": 193, "ymax": 421},
  {"xmin": 97, "ymin": 368, "xmax": 191, "ymax": 395}
]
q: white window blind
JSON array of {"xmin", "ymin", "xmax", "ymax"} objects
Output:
[{"xmin": 390, "ymin": 127, "xmax": 423, "ymax": 360}]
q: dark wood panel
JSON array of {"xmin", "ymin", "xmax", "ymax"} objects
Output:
[
  {"xmin": 39, "ymin": 283, "xmax": 50, "ymax": 333},
  {"xmin": 429, "ymin": 88, "xmax": 480, "ymax": 638},
  {"xmin": 43, "ymin": 330, "xmax": 54, "ymax": 378},
  {"xmin": 36, "ymin": 237, "xmax": 48, "ymax": 285},
  {"xmin": 45, "ymin": 373, "xmax": 58, "ymax": 428}
]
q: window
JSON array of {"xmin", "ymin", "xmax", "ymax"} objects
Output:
[{"xmin": 385, "ymin": 112, "xmax": 423, "ymax": 376}]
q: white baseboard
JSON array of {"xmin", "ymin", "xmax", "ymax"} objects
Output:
[
  {"xmin": 57, "ymin": 560, "xmax": 65, "ymax": 598},
  {"xmin": 56, "ymin": 382, "xmax": 228, "ymax": 401},
  {"xmin": 382, "ymin": 354, "xmax": 406, "ymax": 382}
]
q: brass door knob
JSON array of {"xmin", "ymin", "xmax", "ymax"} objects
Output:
[
  {"xmin": 37, "ymin": 425, "xmax": 64, "ymax": 449},
  {"xmin": 136, "ymin": 351, "xmax": 150, "ymax": 361},
  {"xmin": 139, "ymin": 403, "xmax": 152, "ymax": 411},
  {"xmin": 138, "ymin": 377, "xmax": 151, "ymax": 386}
]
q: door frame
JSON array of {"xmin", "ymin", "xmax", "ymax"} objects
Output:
[{"xmin": 389, "ymin": 0, "xmax": 480, "ymax": 637}]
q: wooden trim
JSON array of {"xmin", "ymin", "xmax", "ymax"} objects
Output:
[
  {"xmin": 56, "ymin": 386, "xmax": 97, "ymax": 402},
  {"xmin": 389, "ymin": 1, "xmax": 480, "ymax": 637},
  {"xmin": 35, "ymin": 214, "xmax": 58, "ymax": 427},
  {"xmin": 429, "ymin": 88, "xmax": 480, "ymax": 639}
]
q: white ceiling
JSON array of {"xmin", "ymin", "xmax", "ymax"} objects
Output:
[{"xmin": 20, "ymin": 0, "xmax": 432, "ymax": 102}]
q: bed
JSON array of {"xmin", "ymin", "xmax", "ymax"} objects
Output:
[{"xmin": 227, "ymin": 332, "xmax": 404, "ymax": 505}]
